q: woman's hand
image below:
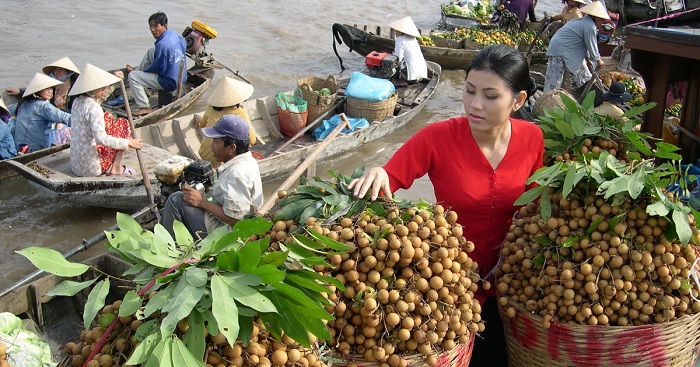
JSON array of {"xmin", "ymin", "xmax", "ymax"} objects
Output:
[
  {"xmin": 113, "ymin": 70, "xmax": 124, "ymax": 80},
  {"xmin": 597, "ymin": 59, "xmax": 605, "ymax": 69},
  {"xmin": 128, "ymin": 138, "xmax": 143, "ymax": 149},
  {"xmin": 182, "ymin": 185, "xmax": 205, "ymax": 207},
  {"xmin": 194, "ymin": 114, "xmax": 204, "ymax": 128},
  {"xmin": 348, "ymin": 167, "xmax": 392, "ymax": 201}
]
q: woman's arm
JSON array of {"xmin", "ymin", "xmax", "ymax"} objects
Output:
[{"xmin": 38, "ymin": 102, "xmax": 71, "ymax": 125}]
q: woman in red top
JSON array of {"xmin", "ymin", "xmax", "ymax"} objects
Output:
[{"xmin": 349, "ymin": 44, "xmax": 544, "ymax": 366}]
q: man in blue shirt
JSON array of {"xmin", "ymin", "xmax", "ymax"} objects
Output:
[{"xmin": 127, "ymin": 12, "xmax": 187, "ymax": 116}]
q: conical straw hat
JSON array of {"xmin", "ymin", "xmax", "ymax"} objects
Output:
[
  {"xmin": 572, "ymin": 0, "xmax": 588, "ymax": 5},
  {"xmin": 0, "ymin": 97, "xmax": 7, "ymax": 113},
  {"xmin": 68, "ymin": 63, "xmax": 121, "ymax": 96},
  {"xmin": 388, "ymin": 16, "xmax": 420, "ymax": 38},
  {"xmin": 581, "ymin": 1, "xmax": 611, "ymax": 19},
  {"xmin": 22, "ymin": 73, "xmax": 62, "ymax": 98},
  {"xmin": 207, "ymin": 77, "xmax": 254, "ymax": 107},
  {"xmin": 42, "ymin": 57, "xmax": 80, "ymax": 75}
]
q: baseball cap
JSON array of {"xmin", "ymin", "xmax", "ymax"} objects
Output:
[{"xmin": 201, "ymin": 114, "xmax": 249, "ymax": 140}]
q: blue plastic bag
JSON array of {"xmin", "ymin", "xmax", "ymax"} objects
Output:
[
  {"xmin": 667, "ymin": 164, "xmax": 700, "ymax": 210},
  {"xmin": 313, "ymin": 114, "xmax": 369, "ymax": 140},
  {"xmin": 345, "ymin": 72, "xmax": 396, "ymax": 102}
]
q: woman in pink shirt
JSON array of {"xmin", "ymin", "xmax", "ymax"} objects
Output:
[{"xmin": 349, "ymin": 44, "xmax": 544, "ymax": 366}]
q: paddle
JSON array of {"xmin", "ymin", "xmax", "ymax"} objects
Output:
[
  {"xmin": 0, "ymin": 206, "xmax": 155, "ymax": 298},
  {"xmin": 119, "ymin": 79, "xmax": 158, "ymax": 217},
  {"xmin": 210, "ymin": 58, "xmax": 253, "ymax": 85},
  {"xmin": 272, "ymin": 97, "xmax": 347, "ymax": 156},
  {"xmin": 258, "ymin": 114, "xmax": 351, "ymax": 215},
  {"xmin": 526, "ymin": 13, "xmax": 551, "ymax": 65}
]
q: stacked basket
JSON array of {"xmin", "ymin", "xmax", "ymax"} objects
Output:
[
  {"xmin": 329, "ymin": 337, "xmax": 474, "ymax": 367},
  {"xmin": 532, "ymin": 88, "xmax": 574, "ymax": 118},
  {"xmin": 346, "ymin": 92, "xmax": 398, "ymax": 123},
  {"xmin": 297, "ymin": 75, "xmax": 339, "ymax": 122}
]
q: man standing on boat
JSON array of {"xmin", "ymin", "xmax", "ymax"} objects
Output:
[
  {"xmin": 127, "ymin": 12, "xmax": 187, "ymax": 117},
  {"xmin": 159, "ymin": 114, "xmax": 263, "ymax": 240},
  {"xmin": 543, "ymin": 1, "xmax": 610, "ymax": 93}
]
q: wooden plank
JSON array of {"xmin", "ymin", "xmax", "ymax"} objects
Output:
[
  {"xmin": 256, "ymin": 99, "xmax": 284, "ymax": 139},
  {"xmin": 149, "ymin": 125, "xmax": 167, "ymax": 149},
  {"xmin": 172, "ymin": 118, "xmax": 199, "ymax": 160}
]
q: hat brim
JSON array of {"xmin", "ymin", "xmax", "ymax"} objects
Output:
[
  {"xmin": 68, "ymin": 63, "xmax": 121, "ymax": 96},
  {"xmin": 42, "ymin": 57, "xmax": 80, "ymax": 75},
  {"xmin": 22, "ymin": 73, "xmax": 63, "ymax": 98},
  {"xmin": 604, "ymin": 92, "xmax": 632, "ymax": 104},
  {"xmin": 388, "ymin": 17, "xmax": 421, "ymax": 38},
  {"xmin": 581, "ymin": 2, "xmax": 611, "ymax": 19},
  {"xmin": 201, "ymin": 126, "xmax": 227, "ymax": 138},
  {"xmin": 207, "ymin": 77, "xmax": 255, "ymax": 107}
]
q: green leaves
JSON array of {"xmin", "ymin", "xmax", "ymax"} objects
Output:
[
  {"xmin": 15, "ymin": 247, "xmax": 89, "ymax": 277},
  {"xmin": 84, "ymin": 279, "xmax": 110, "ymax": 330}
]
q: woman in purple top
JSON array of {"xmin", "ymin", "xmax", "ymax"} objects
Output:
[{"xmin": 498, "ymin": 0, "xmax": 537, "ymax": 30}]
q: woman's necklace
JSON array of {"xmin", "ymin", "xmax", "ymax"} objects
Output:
[{"xmin": 486, "ymin": 127, "xmax": 511, "ymax": 162}]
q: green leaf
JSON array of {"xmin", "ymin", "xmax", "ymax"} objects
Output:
[
  {"xmin": 272, "ymin": 282, "xmax": 326, "ymax": 310},
  {"xmin": 625, "ymin": 131, "xmax": 653, "ymax": 156},
  {"xmin": 540, "ymin": 191, "xmax": 551, "ymax": 221},
  {"xmin": 367, "ymin": 201, "xmax": 388, "ymax": 217},
  {"xmin": 172, "ymin": 336, "xmax": 206, "ymax": 367},
  {"xmin": 561, "ymin": 236, "xmax": 579, "ymax": 248},
  {"xmin": 260, "ymin": 251, "xmax": 288, "ymax": 268},
  {"xmin": 251, "ymin": 265, "xmax": 286, "ymax": 284},
  {"xmin": 569, "ymin": 114, "xmax": 585, "ymax": 136},
  {"xmin": 232, "ymin": 217, "xmax": 273, "ymax": 240},
  {"xmin": 532, "ymin": 254, "xmax": 545, "ymax": 267},
  {"xmin": 295, "ymin": 186, "xmax": 328, "ymax": 198},
  {"xmin": 237, "ymin": 315, "xmax": 254, "ymax": 345},
  {"xmin": 514, "ymin": 186, "xmax": 544, "ymax": 206},
  {"xmin": 160, "ymin": 283, "xmax": 205, "ymax": 337},
  {"xmin": 202, "ymin": 310, "xmax": 219, "ymax": 336},
  {"xmin": 562, "ymin": 165, "xmax": 577, "ymax": 199},
  {"xmin": 84, "ymin": 279, "xmax": 110, "ymax": 330},
  {"xmin": 534, "ymin": 236, "xmax": 552, "ymax": 246},
  {"xmin": 116, "ymin": 212, "xmax": 147, "ymax": 238},
  {"xmin": 143, "ymin": 283, "xmax": 174, "ymax": 317},
  {"xmin": 45, "ymin": 278, "xmax": 97, "ymax": 297},
  {"xmin": 193, "ymin": 226, "xmax": 229, "ymax": 257},
  {"xmin": 119, "ymin": 290, "xmax": 143, "ymax": 317},
  {"xmin": 183, "ymin": 310, "xmax": 206, "ymax": 360},
  {"xmin": 586, "ymin": 217, "xmax": 603, "ymax": 236},
  {"xmin": 185, "ymin": 267, "xmax": 208, "ymax": 288},
  {"xmin": 122, "ymin": 263, "xmax": 147, "ymax": 277},
  {"xmin": 211, "ymin": 274, "xmax": 240, "ymax": 347},
  {"xmin": 621, "ymin": 102, "xmax": 656, "ymax": 118},
  {"xmin": 555, "ymin": 119, "xmax": 575, "ymax": 139},
  {"xmin": 173, "ymin": 221, "xmax": 196, "ymax": 252},
  {"xmin": 153, "ymin": 225, "xmax": 177, "ymax": 257},
  {"xmin": 238, "ymin": 240, "xmax": 262, "ymax": 273},
  {"xmin": 627, "ymin": 167, "xmax": 646, "ymax": 199},
  {"xmin": 217, "ymin": 250, "xmax": 240, "ymax": 272},
  {"xmin": 218, "ymin": 273, "xmax": 276, "ymax": 313},
  {"xmin": 306, "ymin": 228, "xmax": 353, "ymax": 251},
  {"xmin": 580, "ymin": 91, "xmax": 595, "ymax": 109},
  {"xmin": 144, "ymin": 335, "xmax": 173, "ymax": 367},
  {"xmin": 351, "ymin": 165, "xmax": 366, "ymax": 179},
  {"xmin": 274, "ymin": 198, "xmax": 316, "ymax": 221},
  {"xmin": 286, "ymin": 273, "xmax": 333, "ymax": 294},
  {"xmin": 265, "ymin": 292, "xmax": 311, "ymax": 346},
  {"xmin": 672, "ymin": 209, "xmax": 692, "ymax": 245},
  {"xmin": 15, "ymin": 247, "xmax": 90, "ymax": 277},
  {"xmin": 126, "ymin": 331, "xmax": 161, "ymax": 365}
]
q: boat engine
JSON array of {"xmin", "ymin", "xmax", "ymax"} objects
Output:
[
  {"xmin": 182, "ymin": 20, "xmax": 218, "ymax": 66},
  {"xmin": 155, "ymin": 158, "xmax": 215, "ymax": 204},
  {"xmin": 365, "ymin": 51, "xmax": 399, "ymax": 79}
]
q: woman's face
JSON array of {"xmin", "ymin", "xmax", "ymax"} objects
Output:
[
  {"xmin": 91, "ymin": 86, "xmax": 110, "ymax": 100},
  {"xmin": 52, "ymin": 67, "xmax": 70, "ymax": 79},
  {"xmin": 566, "ymin": 0, "xmax": 578, "ymax": 7},
  {"xmin": 463, "ymin": 69, "xmax": 526, "ymax": 132},
  {"xmin": 37, "ymin": 87, "xmax": 53, "ymax": 101}
]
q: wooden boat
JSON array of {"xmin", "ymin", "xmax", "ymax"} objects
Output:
[
  {"xmin": 0, "ymin": 252, "xmax": 135, "ymax": 362},
  {"xmin": 0, "ymin": 66, "xmax": 213, "ymax": 182},
  {"xmin": 139, "ymin": 61, "xmax": 441, "ymax": 181},
  {"xmin": 332, "ymin": 23, "xmax": 548, "ymax": 70},
  {"xmin": 4, "ymin": 143, "xmax": 178, "ymax": 210},
  {"xmin": 605, "ymin": 0, "xmax": 700, "ymax": 25}
]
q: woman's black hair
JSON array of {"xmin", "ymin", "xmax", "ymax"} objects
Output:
[
  {"xmin": 466, "ymin": 44, "xmax": 531, "ymax": 95},
  {"xmin": 222, "ymin": 137, "xmax": 250, "ymax": 155},
  {"xmin": 15, "ymin": 94, "xmax": 43, "ymax": 116}
]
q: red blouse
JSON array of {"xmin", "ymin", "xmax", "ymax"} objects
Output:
[{"xmin": 383, "ymin": 116, "xmax": 543, "ymax": 300}]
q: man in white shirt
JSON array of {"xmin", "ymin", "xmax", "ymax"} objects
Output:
[
  {"xmin": 388, "ymin": 16, "xmax": 428, "ymax": 82},
  {"xmin": 159, "ymin": 114, "xmax": 263, "ymax": 239}
]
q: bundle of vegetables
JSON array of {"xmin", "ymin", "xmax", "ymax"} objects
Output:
[
  {"xmin": 0, "ymin": 312, "xmax": 53, "ymax": 367},
  {"xmin": 665, "ymin": 103, "xmax": 682, "ymax": 118},
  {"xmin": 270, "ymin": 169, "xmax": 484, "ymax": 366},
  {"xmin": 497, "ymin": 94, "xmax": 700, "ymax": 327},
  {"xmin": 19, "ymin": 213, "xmax": 351, "ymax": 367},
  {"xmin": 440, "ymin": 1, "xmax": 494, "ymax": 22}
]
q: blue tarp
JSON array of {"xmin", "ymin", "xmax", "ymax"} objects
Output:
[{"xmin": 313, "ymin": 114, "xmax": 369, "ymax": 140}]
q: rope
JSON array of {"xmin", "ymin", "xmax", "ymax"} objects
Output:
[{"xmin": 625, "ymin": 5, "xmax": 700, "ymax": 27}]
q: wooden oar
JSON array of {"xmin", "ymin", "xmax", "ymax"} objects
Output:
[
  {"xmin": 272, "ymin": 97, "xmax": 346, "ymax": 156},
  {"xmin": 526, "ymin": 13, "xmax": 552, "ymax": 65},
  {"xmin": 211, "ymin": 59, "xmax": 253, "ymax": 85},
  {"xmin": 119, "ymin": 79, "xmax": 158, "ymax": 217},
  {"xmin": 0, "ymin": 206, "xmax": 155, "ymax": 298},
  {"xmin": 258, "ymin": 114, "xmax": 351, "ymax": 215}
]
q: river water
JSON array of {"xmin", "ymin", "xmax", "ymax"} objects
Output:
[{"xmin": 0, "ymin": 0, "xmax": 558, "ymax": 291}]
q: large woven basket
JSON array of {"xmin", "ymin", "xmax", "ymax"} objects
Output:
[
  {"xmin": 533, "ymin": 88, "xmax": 574, "ymax": 118},
  {"xmin": 498, "ymin": 299, "xmax": 700, "ymax": 366},
  {"xmin": 328, "ymin": 336, "xmax": 474, "ymax": 367},
  {"xmin": 345, "ymin": 93, "xmax": 398, "ymax": 122},
  {"xmin": 298, "ymin": 75, "xmax": 339, "ymax": 122}
]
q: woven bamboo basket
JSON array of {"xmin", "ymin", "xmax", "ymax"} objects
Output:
[
  {"xmin": 345, "ymin": 93, "xmax": 398, "ymax": 122},
  {"xmin": 327, "ymin": 336, "xmax": 474, "ymax": 367},
  {"xmin": 532, "ymin": 88, "xmax": 574, "ymax": 118},
  {"xmin": 498, "ymin": 299, "xmax": 700, "ymax": 366},
  {"xmin": 298, "ymin": 75, "xmax": 339, "ymax": 122}
]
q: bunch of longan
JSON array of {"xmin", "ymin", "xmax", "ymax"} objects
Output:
[
  {"xmin": 497, "ymin": 190, "xmax": 700, "ymax": 328},
  {"xmin": 289, "ymin": 203, "xmax": 484, "ymax": 367},
  {"xmin": 62, "ymin": 299, "xmax": 325, "ymax": 367}
]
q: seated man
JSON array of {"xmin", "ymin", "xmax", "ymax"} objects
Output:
[
  {"xmin": 159, "ymin": 114, "xmax": 264, "ymax": 240},
  {"xmin": 388, "ymin": 16, "xmax": 428, "ymax": 83},
  {"xmin": 127, "ymin": 12, "xmax": 187, "ymax": 116}
]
